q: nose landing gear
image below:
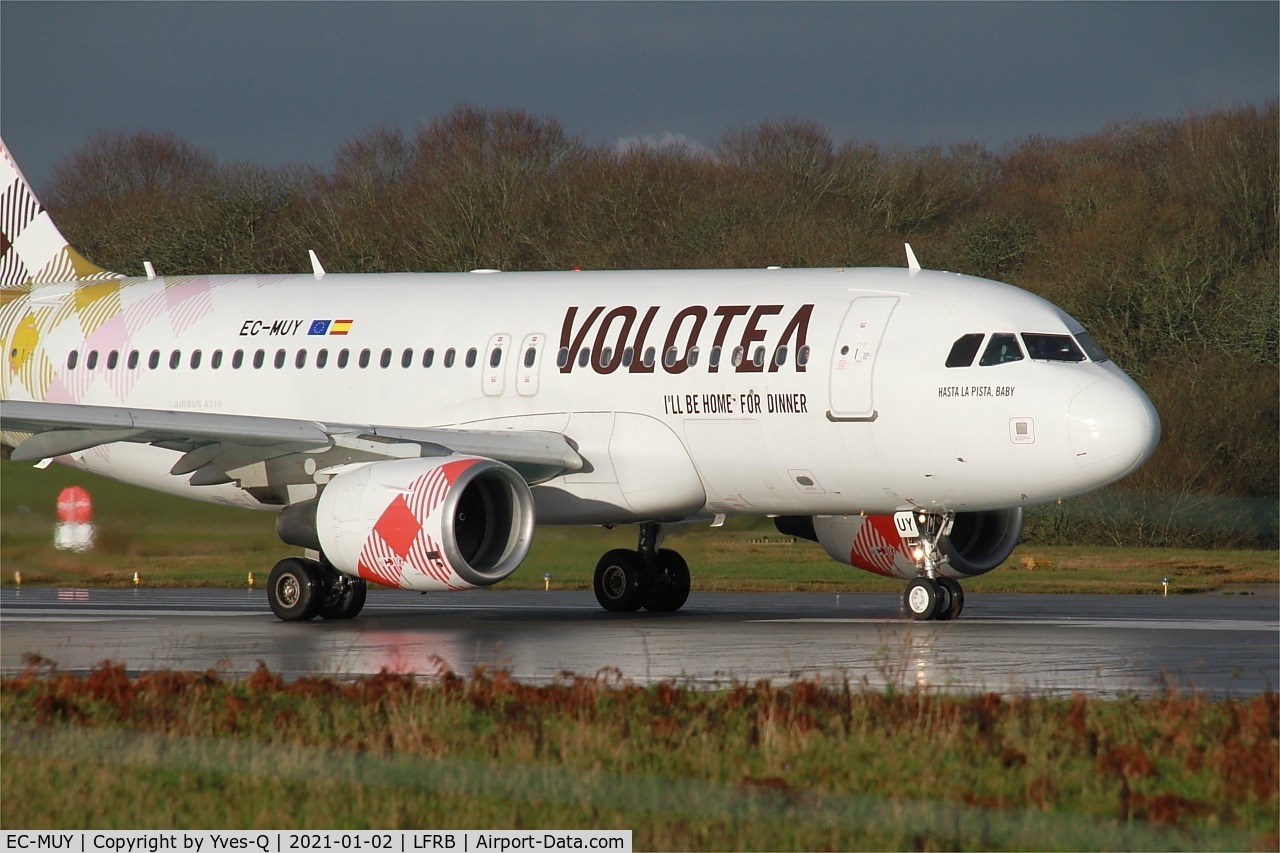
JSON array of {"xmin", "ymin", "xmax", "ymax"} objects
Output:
[
  {"xmin": 898, "ymin": 510, "xmax": 965, "ymax": 621},
  {"xmin": 593, "ymin": 522, "xmax": 691, "ymax": 613}
]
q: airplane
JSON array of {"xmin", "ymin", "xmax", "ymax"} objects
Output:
[{"xmin": 0, "ymin": 137, "xmax": 1160, "ymax": 622}]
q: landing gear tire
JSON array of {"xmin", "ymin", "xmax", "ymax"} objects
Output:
[
  {"xmin": 319, "ymin": 571, "xmax": 367, "ymax": 620},
  {"xmin": 268, "ymin": 557, "xmax": 323, "ymax": 622},
  {"xmin": 936, "ymin": 577, "xmax": 964, "ymax": 621},
  {"xmin": 644, "ymin": 549, "xmax": 691, "ymax": 612},
  {"xmin": 594, "ymin": 549, "xmax": 647, "ymax": 612},
  {"xmin": 903, "ymin": 577, "xmax": 940, "ymax": 621}
]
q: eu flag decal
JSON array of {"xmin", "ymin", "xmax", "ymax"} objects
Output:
[{"xmin": 308, "ymin": 320, "xmax": 331, "ymax": 335}]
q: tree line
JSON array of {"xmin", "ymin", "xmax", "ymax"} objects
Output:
[{"xmin": 43, "ymin": 104, "xmax": 1279, "ymax": 548}]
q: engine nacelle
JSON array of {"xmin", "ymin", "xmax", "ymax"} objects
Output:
[
  {"xmin": 777, "ymin": 508, "xmax": 1023, "ymax": 580},
  {"xmin": 278, "ymin": 456, "xmax": 535, "ymax": 591}
]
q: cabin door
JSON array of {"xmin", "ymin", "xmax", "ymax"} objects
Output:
[{"xmin": 827, "ymin": 297, "xmax": 898, "ymax": 420}]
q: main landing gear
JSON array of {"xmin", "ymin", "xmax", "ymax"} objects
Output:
[
  {"xmin": 900, "ymin": 511, "xmax": 965, "ymax": 622},
  {"xmin": 593, "ymin": 522, "xmax": 691, "ymax": 613},
  {"xmin": 268, "ymin": 556, "xmax": 367, "ymax": 622}
]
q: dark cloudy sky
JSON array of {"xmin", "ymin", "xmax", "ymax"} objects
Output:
[{"xmin": 2, "ymin": 1, "xmax": 1276, "ymax": 191}]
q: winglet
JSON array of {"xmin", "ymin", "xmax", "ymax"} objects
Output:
[
  {"xmin": 309, "ymin": 250, "xmax": 326, "ymax": 280},
  {"xmin": 905, "ymin": 243, "xmax": 921, "ymax": 274}
]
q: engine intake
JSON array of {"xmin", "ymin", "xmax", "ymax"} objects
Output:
[{"xmin": 278, "ymin": 456, "xmax": 535, "ymax": 591}]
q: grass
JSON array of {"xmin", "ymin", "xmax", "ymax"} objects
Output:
[
  {"xmin": 2, "ymin": 661, "xmax": 1276, "ymax": 849},
  {"xmin": 2, "ymin": 459, "xmax": 1276, "ymax": 593}
]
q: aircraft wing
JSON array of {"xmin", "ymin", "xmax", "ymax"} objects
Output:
[{"xmin": 0, "ymin": 399, "xmax": 583, "ymax": 487}]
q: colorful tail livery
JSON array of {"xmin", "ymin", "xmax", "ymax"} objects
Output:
[
  {"xmin": 0, "ymin": 143, "xmax": 118, "ymax": 288},
  {"xmin": 0, "ymin": 136, "xmax": 1159, "ymax": 622}
]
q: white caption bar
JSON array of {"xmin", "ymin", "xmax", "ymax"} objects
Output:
[{"xmin": 3, "ymin": 832, "xmax": 632, "ymax": 853}]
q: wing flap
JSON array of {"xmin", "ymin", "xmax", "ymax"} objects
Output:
[{"xmin": 11, "ymin": 428, "xmax": 145, "ymax": 461}]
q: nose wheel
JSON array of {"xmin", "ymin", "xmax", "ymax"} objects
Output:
[{"xmin": 902, "ymin": 576, "xmax": 964, "ymax": 621}]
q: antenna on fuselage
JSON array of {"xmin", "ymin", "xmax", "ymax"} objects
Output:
[
  {"xmin": 905, "ymin": 243, "xmax": 921, "ymax": 275},
  {"xmin": 309, "ymin": 250, "xmax": 326, "ymax": 280}
]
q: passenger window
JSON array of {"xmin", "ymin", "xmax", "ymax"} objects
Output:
[
  {"xmin": 687, "ymin": 347, "xmax": 700, "ymax": 367},
  {"xmin": 232, "ymin": 350, "xmax": 244, "ymax": 369},
  {"xmin": 211, "ymin": 350, "xmax": 222, "ymax": 369},
  {"xmin": 797, "ymin": 345, "xmax": 810, "ymax": 367},
  {"xmin": 946, "ymin": 334, "xmax": 985, "ymax": 368},
  {"xmin": 86, "ymin": 350, "xmax": 99, "ymax": 370},
  {"xmin": 709, "ymin": 346, "xmax": 721, "ymax": 368},
  {"xmin": 422, "ymin": 348, "xmax": 434, "ymax": 368},
  {"xmin": 127, "ymin": 351, "xmax": 139, "ymax": 370},
  {"xmin": 663, "ymin": 347, "xmax": 677, "ymax": 368},
  {"xmin": 401, "ymin": 348, "xmax": 413, "ymax": 368},
  {"xmin": 358, "ymin": 349, "xmax": 371, "ymax": 368},
  {"xmin": 337, "ymin": 349, "xmax": 350, "ymax": 368},
  {"xmin": 523, "ymin": 347, "xmax": 536, "ymax": 368},
  {"xmin": 295, "ymin": 349, "xmax": 307, "ymax": 369},
  {"xmin": 380, "ymin": 348, "xmax": 392, "ymax": 369},
  {"xmin": 190, "ymin": 350, "xmax": 202, "ymax": 369},
  {"xmin": 107, "ymin": 351, "xmax": 119, "ymax": 370},
  {"xmin": 555, "ymin": 347, "xmax": 569, "ymax": 368},
  {"xmin": 274, "ymin": 349, "xmax": 286, "ymax": 369},
  {"xmin": 316, "ymin": 349, "xmax": 328, "ymax": 369},
  {"xmin": 1022, "ymin": 333, "xmax": 1085, "ymax": 363},
  {"xmin": 169, "ymin": 350, "xmax": 180, "ymax": 369},
  {"xmin": 642, "ymin": 347, "xmax": 656, "ymax": 368},
  {"xmin": 774, "ymin": 346, "xmax": 788, "ymax": 367},
  {"xmin": 979, "ymin": 333, "xmax": 1024, "ymax": 366},
  {"xmin": 598, "ymin": 347, "xmax": 612, "ymax": 369},
  {"xmin": 731, "ymin": 346, "xmax": 744, "ymax": 367},
  {"xmin": 444, "ymin": 348, "xmax": 456, "ymax": 368},
  {"xmin": 752, "ymin": 347, "xmax": 765, "ymax": 367},
  {"xmin": 491, "ymin": 348, "xmax": 504, "ymax": 368},
  {"xmin": 621, "ymin": 348, "xmax": 634, "ymax": 368},
  {"xmin": 1074, "ymin": 331, "xmax": 1109, "ymax": 363},
  {"xmin": 465, "ymin": 348, "xmax": 477, "ymax": 368},
  {"xmin": 253, "ymin": 350, "xmax": 265, "ymax": 369},
  {"xmin": 149, "ymin": 350, "xmax": 160, "ymax": 370},
  {"xmin": 67, "ymin": 351, "xmax": 79, "ymax": 370},
  {"xmin": 577, "ymin": 348, "xmax": 589, "ymax": 368}
]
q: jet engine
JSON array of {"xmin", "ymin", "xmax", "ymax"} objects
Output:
[
  {"xmin": 277, "ymin": 456, "xmax": 535, "ymax": 591},
  {"xmin": 775, "ymin": 508, "xmax": 1023, "ymax": 580}
]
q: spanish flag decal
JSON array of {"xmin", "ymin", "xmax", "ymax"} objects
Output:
[{"xmin": 330, "ymin": 319, "xmax": 353, "ymax": 335}]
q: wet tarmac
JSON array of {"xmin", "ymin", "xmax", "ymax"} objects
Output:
[{"xmin": 2, "ymin": 586, "xmax": 1276, "ymax": 696}]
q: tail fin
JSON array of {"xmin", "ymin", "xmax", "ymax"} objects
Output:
[{"xmin": 0, "ymin": 138, "xmax": 119, "ymax": 290}]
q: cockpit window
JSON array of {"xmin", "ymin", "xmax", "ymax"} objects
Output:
[
  {"xmin": 945, "ymin": 334, "xmax": 985, "ymax": 368},
  {"xmin": 1021, "ymin": 333, "xmax": 1085, "ymax": 363},
  {"xmin": 1074, "ymin": 330, "xmax": 1110, "ymax": 363},
  {"xmin": 979, "ymin": 333, "xmax": 1024, "ymax": 366}
]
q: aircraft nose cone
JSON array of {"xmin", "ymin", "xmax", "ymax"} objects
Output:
[{"xmin": 1068, "ymin": 379, "xmax": 1161, "ymax": 483}]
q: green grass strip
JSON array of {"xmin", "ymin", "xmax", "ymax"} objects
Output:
[{"xmin": 2, "ymin": 723, "xmax": 1257, "ymax": 851}]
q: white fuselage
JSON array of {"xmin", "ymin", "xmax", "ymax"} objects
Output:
[{"xmin": 0, "ymin": 266, "xmax": 1160, "ymax": 523}]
